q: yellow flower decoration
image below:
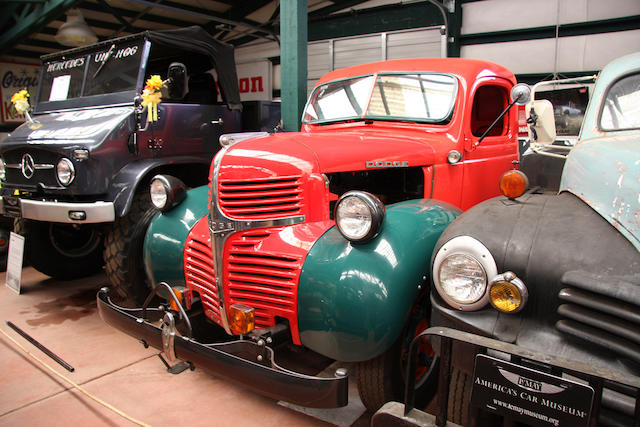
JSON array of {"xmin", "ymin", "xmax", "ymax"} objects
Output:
[
  {"xmin": 145, "ymin": 75, "xmax": 164, "ymax": 92},
  {"xmin": 141, "ymin": 75, "xmax": 165, "ymax": 122},
  {"xmin": 11, "ymin": 89, "xmax": 30, "ymax": 115},
  {"xmin": 11, "ymin": 89, "xmax": 29, "ymax": 103}
]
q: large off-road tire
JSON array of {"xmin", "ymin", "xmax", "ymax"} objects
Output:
[
  {"xmin": 355, "ymin": 298, "xmax": 436, "ymax": 413},
  {"xmin": 15, "ymin": 218, "xmax": 104, "ymax": 279},
  {"xmin": 447, "ymin": 367, "xmax": 472, "ymax": 425},
  {"xmin": 104, "ymin": 192, "xmax": 157, "ymax": 305}
]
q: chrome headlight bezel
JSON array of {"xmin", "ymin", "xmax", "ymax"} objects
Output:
[
  {"xmin": 432, "ymin": 236, "xmax": 497, "ymax": 311},
  {"xmin": 335, "ymin": 191, "xmax": 385, "ymax": 243},
  {"xmin": 56, "ymin": 158, "xmax": 75, "ymax": 186},
  {"xmin": 150, "ymin": 174, "xmax": 186, "ymax": 212}
]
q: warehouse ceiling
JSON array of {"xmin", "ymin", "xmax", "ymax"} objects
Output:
[{"xmin": 0, "ymin": 0, "xmax": 412, "ymax": 63}]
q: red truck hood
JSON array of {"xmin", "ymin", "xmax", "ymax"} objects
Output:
[{"xmin": 221, "ymin": 128, "xmax": 441, "ymax": 179}]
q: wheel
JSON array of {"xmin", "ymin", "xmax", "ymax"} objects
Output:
[
  {"xmin": 355, "ymin": 296, "xmax": 436, "ymax": 412},
  {"xmin": 104, "ymin": 192, "xmax": 157, "ymax": 305},
  {"xmin": 15, "ymin": 218, "xmax": 104, "ymax": 279},
  {"xmin": 447, "ymin": 367, "xmax": 472, "ymax": 425}
]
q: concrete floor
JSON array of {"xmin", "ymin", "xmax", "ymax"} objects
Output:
[{"xmin": 0, "ymin": 267, "xmax": 371, "ymax": 427}]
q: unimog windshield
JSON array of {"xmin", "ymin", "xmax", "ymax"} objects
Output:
[
  {"xmin": 302, "ymin": 72, "xmax": 457, "ymax": 125},
  {"xmin": 32, "ymin": 26, "xmax": 242, "ymax": 114},
  {"xmin": 36, "ymin": 37, "xmax": 145, "ymax": 112}
]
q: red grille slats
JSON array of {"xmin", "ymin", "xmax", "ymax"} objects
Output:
[
  {"xmin": 227, "ymin": 279, "xmax": 295, "ymax": 297},
  {"xmin": 228, "ymin": 253, "xmax": 299, "ymax": 270},
  {"xmin": 218, "ymin": 175, "xmax": 304, "ymax": 218},
  {"xmin": 229, "ymin": 293, "xmax": 296, "ymax": 312},
  {"xmin": 228, "ymin": 267, "xmax": 297, "ymax": 284},
  {"xmin": 220, "ymin": 187, "xmax": 301, "ymax": 199}
]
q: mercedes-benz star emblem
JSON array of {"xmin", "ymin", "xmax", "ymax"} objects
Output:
[{"xmin": 21, "ymin": 154, "xmax": 35, "ymax": 179}]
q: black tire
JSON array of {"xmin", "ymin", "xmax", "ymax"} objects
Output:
[
  {"xmin": 15, "ymin": 218, "xmax": 104, "ymax": 279},
  {"xmin": 447, "ymin": 367, "xmax": 472, "ymax": 425},
  {"xmin": 104, "ymin": 192, "xmax": 157, "ymax": 305},
  {"xmin": 355, "ymin": 296, "xmax": 436, "ymax": 412}
]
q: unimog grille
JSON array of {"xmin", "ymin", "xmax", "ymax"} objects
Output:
[
  {"xmin": 556, "ymin": 270, "xmax": 640, "ymax": 364},
  {"xmin": 218, "ymin": 175, "xmax": 304, "ymax": 219}
]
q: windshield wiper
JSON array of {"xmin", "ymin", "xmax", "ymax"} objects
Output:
[{"xmin": 93, "ymin": 44, "xmax": 115, "ymax": 78}]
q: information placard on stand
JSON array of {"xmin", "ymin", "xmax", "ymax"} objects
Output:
[{"xmin": 5, "ymin": 232, "xmax": 24, "ymax": 294}]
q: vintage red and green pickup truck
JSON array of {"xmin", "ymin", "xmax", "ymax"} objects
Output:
[{"xmin": 97, "ymin": 57, "xmax": 530, "ymax": 410}]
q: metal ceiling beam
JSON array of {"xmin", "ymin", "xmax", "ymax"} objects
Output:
[
  {"xmin": 80, "ymin": 2, "xmax": 197, "ymax": 33},
  {"xmin": 211, "ymin": 0, "xmax": 273, "ymax": 40},
  {"xmin": 0, "ymin": 0, "xmax": 82, "ymax": 53},
  {"xmin": 125, "ymin": 0, "xmax": 277, "ymax": 35},
  {"xmin": 308, "ymin": 0, "xmax": 371, "ymax": 18}
]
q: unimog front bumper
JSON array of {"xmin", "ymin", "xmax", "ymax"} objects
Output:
[{"xmin": 96, "ymin": 287, "xmax": 349, "ymax": 408}]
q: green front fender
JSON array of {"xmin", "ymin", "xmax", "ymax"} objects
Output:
[
  {"xmin": 298, "ymin": 199, "xmax": 460, "ymax": 362},
  {"xmin": 143, "ymin": 185, "xmax": 209, "ymax": 288}
]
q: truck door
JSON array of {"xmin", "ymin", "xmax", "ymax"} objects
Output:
[{"xmin": 461, "ymin": 81, "xmax": 519, "ymax": 209}]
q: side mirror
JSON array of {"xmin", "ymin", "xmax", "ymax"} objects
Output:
[
  {"xmin": 510, "ymin": 83, "xmax": 531, "ymax": 105},
  {"xmin": 166, "ymin": 62, "xmax": 187, "ymax": 99},
  {"xmin": 526, "ymin": 100, "xmax": 556, "ymax": 145}
]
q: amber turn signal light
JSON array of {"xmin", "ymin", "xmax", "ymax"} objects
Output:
[
  {"xmin": 169, "ymin": 287, "xmax": 188, "ymax": 311},
  {"xmin": 489, "ymin": 272, "xmax": 528, "ymax": 313},
  {"xmin": 229, "ymin": 304, "xmax": 255, "ymax": 335},
  {"xmin": 499, "ymin": 170, "xmax": 529, "ymax": 199}
]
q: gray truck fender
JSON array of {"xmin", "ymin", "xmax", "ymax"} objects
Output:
[{"xmin": 108, "ymin": 157, "xmax": 210, "ymax": 218}]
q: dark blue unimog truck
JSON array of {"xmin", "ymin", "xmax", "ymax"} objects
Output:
[
  {"xmin": 374, "ymin": 52, "xmax": 640, "ymax": 427},
  {"xmin": 0, "ymin": 26, "xmax": 279, "ymax": 298}
]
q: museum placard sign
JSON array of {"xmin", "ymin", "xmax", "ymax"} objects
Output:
[
  {"xmin": 0, "ymin": 61, "xmax": 40, "ymax": 125},
  {"xmin": 471, "ymin": 354, "xmax": 594, "ymax": 426}
]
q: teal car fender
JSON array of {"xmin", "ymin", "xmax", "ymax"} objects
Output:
[
  {"xmin": 298, "ymin": 199, "xmax": 460, "ymax": 362},
  {"xmin": 143, "ymin": 185, "xmax": 209, "ymax": 288}
]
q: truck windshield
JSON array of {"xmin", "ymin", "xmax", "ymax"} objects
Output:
[
  {"xmin": 600, "ymin": 72, "xmax": 640, "ymax": 131},
  {"xmin": 303, "ymin": 72, "xmax": 457, "ymax": 124},
  {"xmin": 38, "ymin": 39, "xmax": 144, "ymax": 103}
]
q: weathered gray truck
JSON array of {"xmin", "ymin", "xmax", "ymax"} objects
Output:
[{"xmin": 374, "ymin": 52, "xmax": 640, "ymax": 427}]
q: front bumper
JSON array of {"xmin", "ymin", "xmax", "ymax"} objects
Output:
[
  {"xmin": 97, "ymin": 288, "xmax": 349, "ymax": 408},
  {"xmin": 0, "ymin": 196, "xmax": 114, "ymax": 223}
]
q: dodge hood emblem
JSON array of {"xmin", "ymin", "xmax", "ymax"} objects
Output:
[{"xmin": 21, "ymin": 154, "xmax": 35, "ymax": 179}]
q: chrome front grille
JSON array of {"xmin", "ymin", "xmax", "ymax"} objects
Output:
[
  {"xmin": 556, "ymin": 270, "xmax": 640, "ymax": 364},
  {"xmin": 218, "ymin": 175, "xmax": 303, "ymax": 219}
]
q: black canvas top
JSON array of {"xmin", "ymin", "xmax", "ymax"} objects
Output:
[
  {"xmin": 146, "ymin": 26, "xmax": 241, "ymax": 109},
  {"xmin": 41, "ymin": 26, "xmax": 241, "ymax": 110}
]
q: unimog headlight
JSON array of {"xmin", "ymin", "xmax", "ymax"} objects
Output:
[
  {"xmin": 432, "ymin": 236, "xmax": 497, "ymax": 310},
  {"xmin": 0, "ymin": 158, "xmax": 5, "ymax": 181},
  {"xmin": 335, "ymin": 191, "xmax": 385, "ymax": 243},
  {"xmin": 56, "ymin": 158, "xmax": 75, "ymax": 186},
  {"xmin": 150, "ymin": 175, "xmax": 186, "ymax": 212}
]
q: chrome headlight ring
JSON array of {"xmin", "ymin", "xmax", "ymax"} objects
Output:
[
  {"xmin": 150, "ymin": 174, "xmax": 186, "ymax": 212},
  {"xmin": 56, "ymin": 158, "xmax": 75, "ymax": 186},
  {"xmin": 335, "ymin": 191, "xmax": 385, "ymax": 243},
  {"xmin": 432, "ymin": 235, "xmax": 497, "ymax": 311}
]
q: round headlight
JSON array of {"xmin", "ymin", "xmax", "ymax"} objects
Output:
[
  {"xmin": 438, "ymin": 253, "xmax": 486, "ymax": 304},
  {"xmin": 150, "ymin": 178, "xmax": 168, "ymax": 210},
  {"xmin": 0, "ymin": 158, "xmax": 5, "ymax": 181},
  {"xmin": 56, "ymin": 158, "xmax": 75, "ymax": 186},
  {"xmin": 432, "ymin": 236, "xmax": 497, "ymax": 311},
  {"xmin": 150, "ymin": 174, "xmax": 186, "ymax": 212},
  {"xmin": 335, "ymin": 191, "xmax": 385, "ymax": 243}
]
